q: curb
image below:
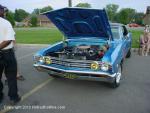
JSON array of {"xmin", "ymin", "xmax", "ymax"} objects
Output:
[{"xmin": 131, "ymin": 48, "xmax": 139, "ymax": 52}]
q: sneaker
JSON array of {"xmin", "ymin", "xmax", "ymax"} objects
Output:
[
  {"xmin": 0, "ymin": 93, "xmax": 4, "ymax": 104},
  {"xmin": 10, "ymin": 96, "xmax": 21, "ymax": 105},
  {"xmin": 17, "ymin": 75, "xmax": 25, "ymax": 81}
]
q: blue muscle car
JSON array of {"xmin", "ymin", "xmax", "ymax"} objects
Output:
[{"xmin": 33, "ymin": 8, "xmax": 132, "ymax": 88}]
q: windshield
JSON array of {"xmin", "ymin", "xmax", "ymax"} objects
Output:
[{"xmin": 111, "ymin": 26, "xmax": 120, "ymax": 39}]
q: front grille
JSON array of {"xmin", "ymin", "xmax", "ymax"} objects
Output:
[{"xmin": 50, "ymin": 57, "xmax": 100, "ymax": 68}]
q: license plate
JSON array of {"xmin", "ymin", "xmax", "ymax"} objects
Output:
[{"xmin": 64, "ymin": 73, "xmax": 78, "ymax": 79}]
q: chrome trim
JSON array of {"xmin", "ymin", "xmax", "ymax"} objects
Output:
[
  {"xmin": 34, "ymin": 64, "xmax": 116, "ymax": 77},
  {"xmin": 49, "ymin": 57, "xmax": 103, "ymax": 68}
]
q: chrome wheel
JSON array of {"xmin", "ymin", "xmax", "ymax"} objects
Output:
[
  {"xmin": 116, "ymin": 66, "xmax": 122, "ymax": 83},
  {"xmin": 111, "ymin": 64, "xmax": 122, "ymax": 88}
]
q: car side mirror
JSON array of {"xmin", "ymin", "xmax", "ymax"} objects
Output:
[{"xmin": 123, "ymin": 27, "xmax": 128, "ymax": 36}]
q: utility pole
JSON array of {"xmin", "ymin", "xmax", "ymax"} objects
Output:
[{"xmin": 68, "ymin": 0, "xmax": 72, "ymax": 7}]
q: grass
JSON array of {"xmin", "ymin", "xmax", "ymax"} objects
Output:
[
  {"xmin": 15, "ymin": 27, "xmax": 142, "ymax": 48},
  {"xmin": 129, "ymin": 30, "xmax": 142, "ymax": 48},
  {"xmin": 15, "ymin": 28, "xmax": 63, "ymax": 44}
]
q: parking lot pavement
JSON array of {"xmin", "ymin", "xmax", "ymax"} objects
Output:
[{"xmin": 0, "ymin": 45, "xmax": 150, "ymax": 113}]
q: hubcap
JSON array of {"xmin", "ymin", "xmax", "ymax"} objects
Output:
[{"xmin": 116, "ymin": 66, "xmax": 122, "ymax": 83}]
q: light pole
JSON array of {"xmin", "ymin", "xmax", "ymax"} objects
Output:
[{"xmin": 68, "ymin": 0, "xmax": 72, "ymax": 7}]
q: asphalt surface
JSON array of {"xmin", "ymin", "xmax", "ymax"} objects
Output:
[{"xmin": 0, "ymin": 45, "xmax": 150, "ymax": 113}]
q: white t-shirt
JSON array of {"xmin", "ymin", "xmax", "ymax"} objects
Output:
[{"xmin": 0, "ymin": 17, "xmax": 15, "ymax": 50}]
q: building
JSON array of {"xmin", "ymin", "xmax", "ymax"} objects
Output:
[
  {"xmin": 143, "ymin": 6, "xmax": 150, "ymax": 25},
  {"xmin": 22, "ymin": 15, "xmax": 53, "ymax": 27}
]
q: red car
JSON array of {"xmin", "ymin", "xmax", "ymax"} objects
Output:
[{"xmin": 128, "ymin": 23, "xmax": 141, "ymax": 27}]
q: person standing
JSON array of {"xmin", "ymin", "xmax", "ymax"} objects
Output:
[
  {"xmin": 140, "ymin": 33, "xmax": 147, "ymax": 56},
  {"xmin": 140, "ymin": 26, "xmax": 150, "ymax": 56},
  {"xmin": 0, "ymin": 5, "xmax": 21, "ymax": 104}
]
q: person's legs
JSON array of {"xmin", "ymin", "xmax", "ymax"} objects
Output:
[
  {"xmin": 145, "ymin": 44, "xmax": 150, "ymax": 56},
  {"xmin": 0, "ymin": 54, "xmax": 4, "ymax": 101},
  {"xmin": 3, "ymin": 50, "xmax": 20, "ymax": 100},
  {"xmin": 0, "ymin": 63, "xmax": 4, "ymax": 97},
  {"xmin": 141, "ymin": 45, "xmax": 146, "ymax": 56}
]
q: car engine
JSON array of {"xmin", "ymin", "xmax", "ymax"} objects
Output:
[{"xmin": 48, "ymin": 44, "xmax": 109, "ymax": 60}]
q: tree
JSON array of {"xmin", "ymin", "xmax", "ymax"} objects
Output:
[
  {"xmin": 30, "ymin": 15, "xmax": 38, "ymax": 27},
  {"xmin": 32, "ymin": 6, "xmax": 53, "ymax": 15},
  {"xmin": 134, "ymin": 12, "xmax": 144, "ymax": 25},
  {"xmin": 75, "ymin": 3, "xmax": 91, "ymax": 8},
  {"xmin": 41, "ymin": 6, "xmax": 53, "ymax": 13},
  {"xmin": 32, "ymin": 8, "xmax": 40, "ymax": 15},
  {"xmin": 117, "ymin": 8, "xmax": 136, "ymax": 24},
  {"xmin": 14, "ymin": 9, "xmax": 29, "ymax": 22},
  {"xmin": 6, "ymin": 11, "xmax": 15, "ymax": 27},
  {"xmin": 105, "ymin": 4, "xmax": 119, "ymax": 22}
]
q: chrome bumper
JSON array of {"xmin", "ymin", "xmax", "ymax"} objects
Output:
[{"xmin": 33, "ymin": 64, "xmax": 116, "ymax": 82}]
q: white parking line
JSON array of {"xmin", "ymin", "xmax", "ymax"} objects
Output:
[
  {"xmin": 0, "ymin": 78, "xmax": 53, "ymax": 113},
  {"xmin": 17, "ymin": 52, "xmax": 35, "ymax": 60},
  {"xmin": 0, "ymin": 49, "xmax": 51, "ymax": 113}
]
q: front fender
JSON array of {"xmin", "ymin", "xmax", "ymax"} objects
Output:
[{"xmin": 111, "ymin": 43, "xmax": 124, "ymax": 73}]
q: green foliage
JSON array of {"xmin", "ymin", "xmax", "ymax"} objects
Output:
[
  {"xmin": 134, "ymin": 12, "xmax": 144, "ymax": 25},
  {"xmin": 105, "ymin": 4, "xmax": 119, "ymax": 22},
  {"xmin": 14, "ymin": 9, "xmax": 29, "ymax": 22},
  {"xmin": 6, "ymin": 11, "xmax": 15, "ymax": 27},
  {"xmin": 75, "ymin": 3, "xmax": 91, "ymax": 8},
  {"xmin": 30, "ymin": 15, "xmax": 38, "ymax": 27},
  {"xmin": 32, "ymin": 6, "xmax": 53, "ymax": 14},
  {"xmin": 41, "ymin": 6, "xmax": 53, "ymax": 13},
  {"xmin": 32, "ymin": 9, "xmax": 40, "ymax": 15},
  {"xmin": 117, "ymin": 8, "xmax": 136, "ymax": 24}
]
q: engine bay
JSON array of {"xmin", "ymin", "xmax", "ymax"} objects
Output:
[{"xmin": 47, "ymin": 43, "xmax": 109, "ymax": 60}]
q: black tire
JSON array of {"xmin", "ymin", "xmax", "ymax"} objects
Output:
[
  {"xmin": 48, "ymin": 73, "xmax": 61, "ymax": 78},
  {"xmin": 126, "ymin": 49, "xmax": 131, "ymax": 58},
  {"xmin": 111, "ymin": 64, "xmax": 122, "ymax": 88}
]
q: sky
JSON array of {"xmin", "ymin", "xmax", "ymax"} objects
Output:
[{"xmin": 0, "ymin": 0, "xmax": 149, "ymax": 13}]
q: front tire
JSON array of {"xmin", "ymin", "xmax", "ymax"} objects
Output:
[
  {"xmin": 126, "ymin": 49, "xmax": 131, "ymax": 58},
  {"xmin": 111, "ymin": 64, "xmax": 122, "ymax": 88}
]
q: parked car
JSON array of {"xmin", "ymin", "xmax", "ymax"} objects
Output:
[
  {"xmin": 33, "ymin": 8, "xmax": 132, "ymax": 88},
  {"xmin": 128, "ymin": 23, "xmax": 141, "ymax": 27}
]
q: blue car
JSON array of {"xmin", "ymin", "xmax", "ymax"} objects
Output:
[{"xmin": 33, "ymin": 8, "xmax": 132, "ymax": 88}]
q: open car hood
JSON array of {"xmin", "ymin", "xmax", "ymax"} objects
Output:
[{"xmin": 44, "ymin": 7, "xmax": 113, "ymax": 40}]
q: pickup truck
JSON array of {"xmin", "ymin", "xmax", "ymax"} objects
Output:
[{"xmin": 33, "ymin": 8, "xmax": 132, "ymax": 88}]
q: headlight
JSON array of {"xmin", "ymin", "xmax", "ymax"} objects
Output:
[
  {"xmin": 34, "ymin": 55, "xmax": 45, "ymax": 63},
  {"xmin": 91, "ymin": 61, "xmax": 100, "ymax": 70},
  {"xmin": 39, "ymin": 56, "xmax": 45, "ymax": 63},
  {"xmin": 34, "ymin": 55, "xmax": 43, "ymax": 62},
  {"xmin": 44, "ymin": 56, "xmax": 52, "ymax": 64},
  {"xmin": 34, "ymin": 55, "xmax": 52, "ymax": 65},
  {"xmin": 101, "ymin": 63, "xmax": 110, "ymax": 71}
]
